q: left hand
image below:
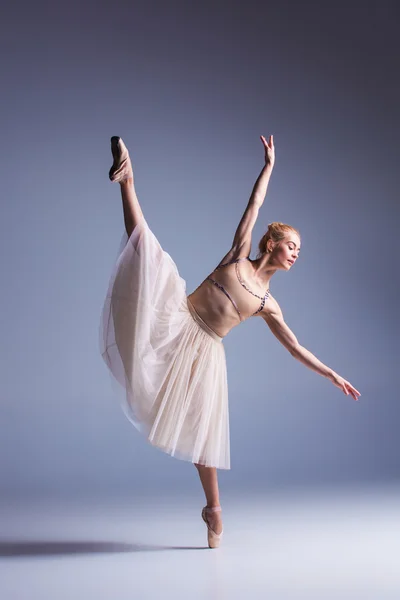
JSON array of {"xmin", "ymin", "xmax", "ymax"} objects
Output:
[
  {"xmin": 260, "ymin": 134, "xmax": 275, "ymax": 168},
  {"xmin": 330, "ymin": 372, "xmax": 361, "ymax": 401}
]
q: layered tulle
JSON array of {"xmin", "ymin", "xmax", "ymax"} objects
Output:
[{"xmin": 99, "ymin": 218, "xmax": 230, "ymax": 469}]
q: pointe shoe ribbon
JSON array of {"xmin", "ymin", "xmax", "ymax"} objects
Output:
[
  {"xmin": 201, "ymin": 506, "xmax": 223, "ymax": 549},
  {"xmin": 109, "ymin": 136, "xmax": 133, "ymax": 183}
]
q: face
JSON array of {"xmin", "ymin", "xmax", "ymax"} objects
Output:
[{"xmin": 269, "ymin": 232, "xmax": 301, "ymax": 270}]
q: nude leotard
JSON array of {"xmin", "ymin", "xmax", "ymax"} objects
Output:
[{"xmin": 206, "ymin": 257, "xmax": 270, "ymax": 321}]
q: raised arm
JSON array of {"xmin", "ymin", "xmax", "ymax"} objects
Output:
[
  {"xmin": 230, "ymin": 135, "xmax": 275, "ymax": 257},
  {"xmin": 262, "ymin": 299, "xmax": 361, "ymax": 401}
]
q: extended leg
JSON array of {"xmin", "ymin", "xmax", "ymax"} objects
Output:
[
  {"xmin": 109, "ymin": 136, "xmax": 144, "ymax": 237},
  {"xmin": 119, "ymin": 178, "xmax": 143, "ymax": 237},
  {"xmin": 194, "ymin": 463, "xmax": 223, "ymax": 534}
]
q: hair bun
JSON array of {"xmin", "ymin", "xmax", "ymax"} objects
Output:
[{"xmin": 257, "ymin": 222, "xmax": 300, "ymax": 258}]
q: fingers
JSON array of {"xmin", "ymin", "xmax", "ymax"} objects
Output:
[
  {"xmin": 260, "ymin": 134, "xmax": 274, "ymax": 147},
  {"xmin": 334, "ymin": 375, "xmax": 361, "ymax": 401},
  {"xmin": 349, "ymin": 383, "xmax": 361, "ymax": 398},
  {"xmin": 344, "ymin": 381, "xmax": 361, "ymax": 401}
]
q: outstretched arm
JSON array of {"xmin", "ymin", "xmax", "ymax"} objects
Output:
[
  {"xmin": 231, "ymin": 135, "xmax": 275, "ymax": 256},
  {"xmin": 262, "ymin": 300, "xmax": 361, "ymax": 401}
]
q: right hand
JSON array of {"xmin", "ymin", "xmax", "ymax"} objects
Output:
[{"xmin": 260, "ymin": 134, "xmax": 275, "ymax": 168}]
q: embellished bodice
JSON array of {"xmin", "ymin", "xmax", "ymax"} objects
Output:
[{"xmin": 206, "ymin": 256, "xmax": 270, "ymax": 321}]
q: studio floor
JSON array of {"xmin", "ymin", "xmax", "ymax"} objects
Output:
[{"xmin": 1, "ymin": 483, "xmax": 399, "ymax": 600}]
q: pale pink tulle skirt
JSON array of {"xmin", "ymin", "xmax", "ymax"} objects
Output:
[{"xmin": 99, "ymin": 218, "xmax": 230, "ymax": 469}]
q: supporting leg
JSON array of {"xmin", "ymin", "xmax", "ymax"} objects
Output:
[{"xmin": 194, "ymin": 463, "xmax": 223, "ymax": 534}]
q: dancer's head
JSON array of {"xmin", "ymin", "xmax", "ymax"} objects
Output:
[{"xmin": 257, "ymin": 222, "xmax": 301, "ymax": 270}]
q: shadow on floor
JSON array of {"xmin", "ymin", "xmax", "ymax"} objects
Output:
[{"xmin": 0, "ymin": 539, "xmax": 208, "ymax": 557}]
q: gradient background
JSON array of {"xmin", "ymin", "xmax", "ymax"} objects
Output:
[{"xmin": 1, "ymin": 0, "xmax": 398, "ymax": 503}]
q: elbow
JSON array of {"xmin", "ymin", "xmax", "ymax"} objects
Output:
[{"xmin": 289, "ymin": 343, "xmax": 301, "ymax": 358}]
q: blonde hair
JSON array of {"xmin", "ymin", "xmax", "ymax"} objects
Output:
[{"xmin": 257, "ymin": 222, "xmax": 300, "ymax": 258}]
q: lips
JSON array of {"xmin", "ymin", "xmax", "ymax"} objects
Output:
[{"xmin": 288, "ymin": 260, "xmax": 294, "ymax": 265}]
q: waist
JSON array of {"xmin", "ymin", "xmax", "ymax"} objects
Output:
[{"xmin": 186, "ymin": 297, "xmax": 223, "ymax": 342}]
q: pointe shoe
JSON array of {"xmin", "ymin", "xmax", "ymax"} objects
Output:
[
  {"xmin": 201, "ymin": 505, "xmax": 223, "ymax": 549},
  {"xmin": 109, "ymin": 136, "xmax": 133, "ymax": 183}
]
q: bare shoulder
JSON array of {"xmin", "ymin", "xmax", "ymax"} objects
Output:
[
  {"xmin": 258, "ymin": 292, "xmax": 300, "ymax": 352},
  {"xmin": 260, "ymin": 292, "xmax": 282, "ymax": 320}
]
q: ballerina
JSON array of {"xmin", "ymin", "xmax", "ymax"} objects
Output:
[{"xmin": 100, "ymin": 134, "xmax": 361, "ymax": 548}]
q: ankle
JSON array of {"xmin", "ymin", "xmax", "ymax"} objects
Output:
[
  {"xmin": 206, "ymin": 504, "xmax": 221, "ymax": 511},
  {"xmin": 119, "ymin": 177, "xmax": 134, "ymax": 187}
]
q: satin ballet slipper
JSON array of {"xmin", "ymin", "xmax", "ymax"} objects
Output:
[
  {"xmin": 109, "ymin": 136, "xmax": 133, "ymax": 183},
  {"xmin": 201, "ymin": 505, "xmax": 223, "ymax": 549}
]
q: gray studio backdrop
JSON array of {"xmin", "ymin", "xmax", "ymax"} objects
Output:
[{"xmin": 1, "ymin": 0, "xmax": 398, "ymax": 501}]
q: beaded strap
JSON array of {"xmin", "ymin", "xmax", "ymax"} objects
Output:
[
  {"xmin": 235, "ymin": 261, "xmax": 270, "ymax": 316},
  {"xmin": 253, "ymin": 294, "xmax": 267, "ymax": 315},
  {"xmin": 207, "ymin": 256, "xmax": 269, "ymax": 320},
  {"xmin": 206, "ymin": 277, "xmax": 242, "ymax": 320},
  {"xmin": 234, "ymin": 261, "xmax": 269, "ymax": 301},
  {"xmin": 214, "ymin": 256, "xmax": 248, "ymax": 271}
]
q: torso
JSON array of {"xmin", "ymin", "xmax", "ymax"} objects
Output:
[{"xmin": 187, "ymin": 250, "xmax": 276, "ymax": 338}]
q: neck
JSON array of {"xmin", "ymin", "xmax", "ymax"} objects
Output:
[{"xmin": 251, "ymin": 255, "xmax": 278, "ymax": 288}]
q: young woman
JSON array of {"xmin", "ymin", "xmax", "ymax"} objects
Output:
[{"xmin": 100, "ymin": 134, "xmax": 360, "ymax": 549}]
